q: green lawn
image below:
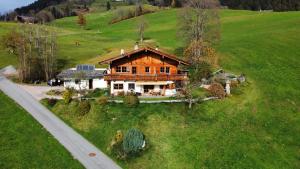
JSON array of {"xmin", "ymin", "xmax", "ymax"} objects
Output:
[
  {"xmin": 1, "ymin": 8, "xmax": 300, "ymax": 169},
  {"xmin": 0, "ymin": 92, "xmax": 83, "ymax": 169}
]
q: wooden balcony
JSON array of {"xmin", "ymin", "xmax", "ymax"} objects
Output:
[{"xmin": 104, "ymin": 74, "xmax": 188, "ymax": 81}]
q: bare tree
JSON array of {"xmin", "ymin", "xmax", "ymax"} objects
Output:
[
  {"xmin": 137, "ymin": 16, "xmax": 148, "ymax": 42},
  {"xmin": 178, "ymin": 0, "xmax": 220, "ymax": 45},
  {"xmin": 2, "ymin": 24, "xmax": 57, "ymax": 82},
  {"xmin": 184, "ymin": 40, "xmax": 218, "ymax": 67},
  {"xmin": 178, "ymin": 0, "xmax": 220, "ymax": 109},
  {"xmin": 135, "ymin": 0, "xmax": 143, "ymax": 17}
]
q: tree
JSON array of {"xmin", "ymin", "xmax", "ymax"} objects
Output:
[
  {"xmin": 171, "ymin": 0, "xmax": 176, "ymax": 8},
  {"xmin": 1, "ymin": 25, "xmax": 57, "ymax": 82},
  {"xmin": 137, "ymin": 16, "xmax": 148, "ymax": 42},
  {"xmin": 77, "ymin": 13, "xmax": 86, "ymax": 27},
  {"xmin": 183, "ymin": 40, "xmax": 218, "ymax": 67},
  {"xmin": 63, "ymin": 89, "xmax": 73, "ymax": 104},
  {"xmin": 178, "ymin": 0, "xmax": 220, "ymax": 109},
  {"xmin": 106, "ymin": 1, "xmax": 111, "ymax": 11},
  {"xmin": 178, "ymin": 0, "xmax": 221, "ymax": 45},
  {"xmin": 135, "ymin": 0, "xmax": 143, "ymax": 17}
]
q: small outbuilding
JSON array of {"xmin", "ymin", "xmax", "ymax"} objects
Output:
[{"xmin": 57, "ymin": 64, "xmax": 107, "ymax": 90}]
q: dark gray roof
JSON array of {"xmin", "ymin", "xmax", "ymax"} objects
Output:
[{"xmin": 57, "ymin": 69, "xmax": 106, "ymax": 80}]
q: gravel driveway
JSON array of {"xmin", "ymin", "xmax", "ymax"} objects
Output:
[{"xmin": 18, "ymin": 85, "xmax": 63, "ymax": 100}]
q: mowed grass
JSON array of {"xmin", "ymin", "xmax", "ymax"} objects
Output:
[
  {"xmin": 1, "ymin": 8, "xmax": 300, "ymax": 168},
  {"xmin": 0, "ymin": 92, "xmax": 83, "ymax": 169}
]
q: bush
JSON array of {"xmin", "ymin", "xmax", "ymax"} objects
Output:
[
  {"xmin": 123, "ymin": 93, "xmax": 139, "ymax": 107},
  {"xmin": 208, "ymin": 83, "xmax": 226, "ymax": 98},
  {"xmin": 109, "ymin": 130, "xmax": 125, "ymax": 159},
  {"xmin": 46, "ymin": 90, "xmax": 63, "ymax": 96},
  {"xmin": 47, "ymin": 98, "xmax": 57, "ymax": 107},
  {"xmin": 78, "ymin": 100, "xmax": 91, "ymax": 116},
  {"xmin": 189, "ymin": 61, "xmax": 212, "ymax": 83},
  {"xmin": 117, "ymin": 91, "xmax": 125, "ymax": 97},
  {"xmin": 63, "ymin": 89, "xmax": 73, "ymax": 104},
  {"xmin": 97, "ymin": 96, "xmax": 108, "ymax": 105},
  {"xmin": 86, "ymin": 88, "xmax": 108, "ymax": 98},
  {"xmin": 123, "ymin": 128, "xmax": 145, "ymax": 156}
]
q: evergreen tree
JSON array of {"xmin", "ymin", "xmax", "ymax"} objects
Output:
[{"xmin": 106, "ymin": 1, "xmax": 111, "ymax": 11}]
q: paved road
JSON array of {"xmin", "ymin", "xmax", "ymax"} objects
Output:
[{"xmin": 0, "ymin": 76, "xmax": 121, "ymax": 169}]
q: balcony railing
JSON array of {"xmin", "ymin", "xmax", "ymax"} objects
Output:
[{"xmin": 104, "ymin": 74, "xmax": 188, "ymax": 81}]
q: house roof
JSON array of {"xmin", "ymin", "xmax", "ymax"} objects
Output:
[
  {"xmin": 57, "ymin": 65, "xmax": 106, "ymax": 80},
  {"xmin": 98, "ymin": 47, "xmax": 190, "ymax": 65}
]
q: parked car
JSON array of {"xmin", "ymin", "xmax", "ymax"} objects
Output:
[{"xmin": 48, "ymin": 79, "xmax": 63, "ymax": 86}]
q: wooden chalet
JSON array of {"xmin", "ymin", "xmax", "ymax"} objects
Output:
[{"xmin": 99, "ymin": 46, "xmax": 189, "ymax": 96}]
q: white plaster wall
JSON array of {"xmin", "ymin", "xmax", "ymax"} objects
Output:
[
  {"xmin": 93, "ymin": 78, "xmax": 107, "ymax": 89},
  {"xmin": 154, "ymin": 85, "xmax": 160, "ymax": 92},
  {"xmin": 109, "ymin": 81, "xmax": 177, "ymax": 96},
  {"xmin": 64, "ymin": 80, "xmax": 89, "ymax": 90},
  {"xmin": 135, "ymin": 85, "xmax": 143, "ymax": 93},
  {"xmin": 64, "ymin": 78, "xmax": 107, "ymax": 90},
  {"xmin": 165, "ymin": 89, "xmax": 177, "ymax": 96},
  {"xmin": 111, "ymin": 81, "xmax": 137, "ymax": 95}
]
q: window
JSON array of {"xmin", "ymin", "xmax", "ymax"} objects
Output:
[
  {"xmin": 160, "ymin": 85, "xmax": 164, "ymax": 89},
  {"xmin": 145, "ymin": 67, "xmax": 150, "ymax": 73},
  {"xmin": 116, "ymin": 66, "xmax": 121, "ymax": 72},
  {"xmin": 114, "ymin": 84, "xmax": 124, "ymax": 90},
  {"xmin": 128, "ymin": 83, "xmax": 135, "ymax": 90},
  {"xmin": 160, "ymin": 67, "xmax": 165, "ymax": 73},
  {"xmin": 166, "ymin": 67, "xmax": 170, "ymax": 74},
  {"xmin": 132, "ymin": 67, "xmax": 137, "ymax": 74},
  {"xmin": 122, "ymin": 66, "xmax": 127, "ymax": 72}
]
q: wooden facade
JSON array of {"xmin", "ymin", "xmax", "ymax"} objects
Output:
[{"xmin": 100, "ymin": 47, "xmax": 189, "ymax": 81}]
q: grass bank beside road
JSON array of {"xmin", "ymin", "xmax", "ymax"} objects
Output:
[{"xmin": 0, "ymin": 91, "xmax": 83, "ymax": 169}]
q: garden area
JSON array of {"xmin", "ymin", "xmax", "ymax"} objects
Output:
[{"xmin": 40, "ymin": 81, "xmax": 266, "ymax": 169}]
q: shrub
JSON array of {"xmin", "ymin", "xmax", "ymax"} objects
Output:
[
  {"xmin": 46, "ymin": 90, "xmax": 63, "ymax": 96},
  {"xmin": 118, "ymin": 91, "xmax": 125, "ymax": 97},
  {"xmin": 208, "ymin": 83, "xmax": 226, "ymax": 98},
  {"xmin": 63, "ymin": 89, "xmax": 73, "ymax": 104},
  {"xmin": 86, "ymin": 88, "xmax": 108, "ymax": 98},
  {"xmin": 123, "ymin": 93, "xmax": 139, "ymax": 107},
  {"xmin": 109, "ymin": 130, "xmax": 125, "ymax": 159},
  {"xmin": 189, "ymin": 61, "xmax": 212, "ymax": 83},
  {"xmin": 78, "ymin": 100, "xmax": 91, "ymax": 116},
  {"xmin": 97, "ymin": 96, "xmax": 108, "ymax": 105},
  {"xmin": 123, "ymin": 128, "xmax": 145, "ymax": 156},
  {"xmin": 47, "ymin": 98, "xmax": 57, "ymax": 107}
]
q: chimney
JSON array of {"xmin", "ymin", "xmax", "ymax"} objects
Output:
[
  {"xmin": 134, "ymin": 42, "xmax": 139, "ymax": 50},
  {"xmin": 155, "ymin": 46, "xmax": 159, "ymax": 50},
  {"xmin": 120, "ymin": 49, "xmax": 125, "ymax": 55}
]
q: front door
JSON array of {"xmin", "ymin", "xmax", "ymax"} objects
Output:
[
  {"xmin": 89, "ymin": 79, "xmax": 93, "ymax": 89},
  {"xmin": 144, "ymin": 85, "xmax": 154, "ymax": 93}
]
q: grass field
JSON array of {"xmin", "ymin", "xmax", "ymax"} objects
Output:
[
  {"xmin": 0, "ymin": 92, "xmax": 83, "ymax": 169},
  {"xmin": 1, "ymin": 8, "xmax": 300, "ymax": 169}
]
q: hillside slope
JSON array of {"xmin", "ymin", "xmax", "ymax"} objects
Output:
[{"xmin": 0, "ymin": 9, "xmax": 299, "ymax": 168}]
